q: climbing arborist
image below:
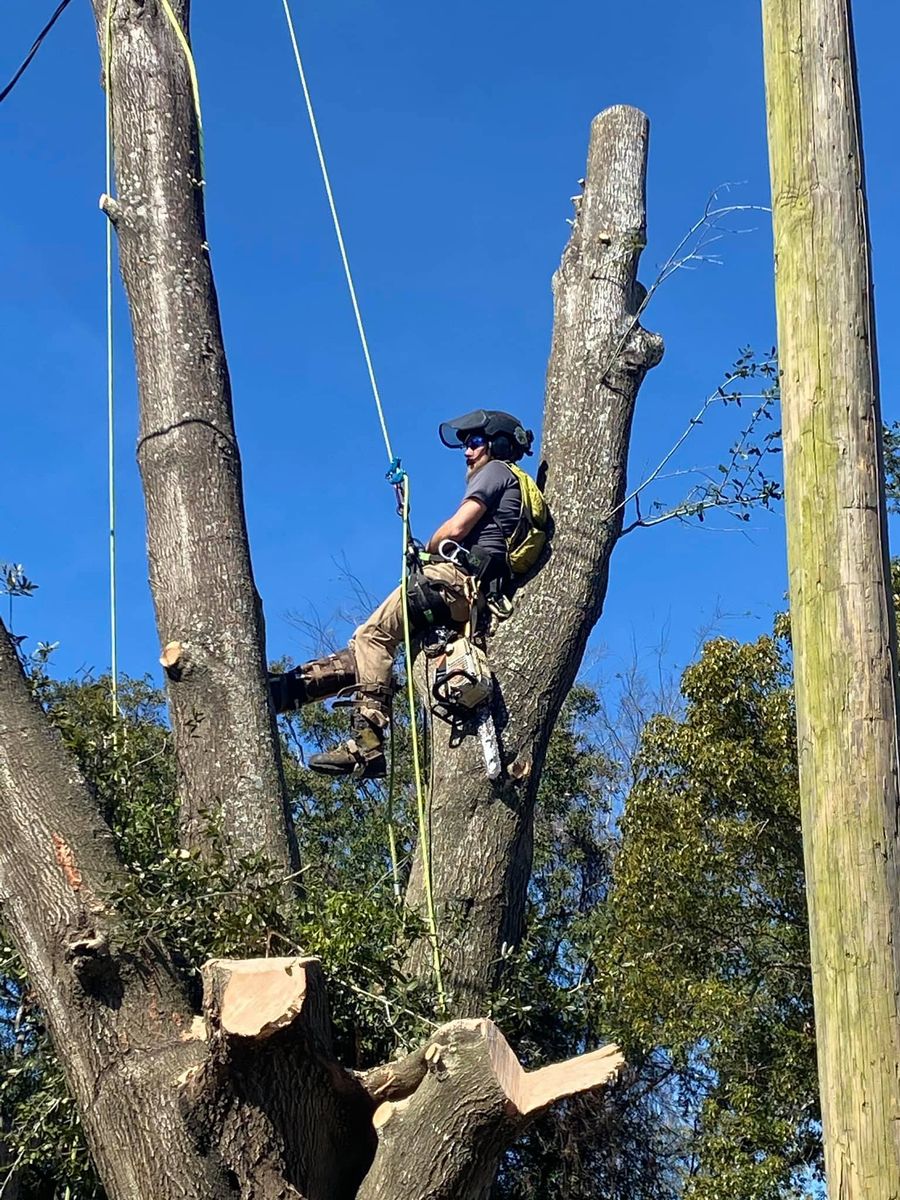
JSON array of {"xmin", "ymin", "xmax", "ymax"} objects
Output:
[{"xmin": 269, "ymin": 410, "xmax": 536, "ymax": 780}]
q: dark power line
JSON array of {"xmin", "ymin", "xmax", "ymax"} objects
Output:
[{"xmin": 0, "ymin": 0, "xmax": 75, "ymax": 106}]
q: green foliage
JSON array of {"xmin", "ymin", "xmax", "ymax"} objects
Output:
[
  {"xmin": 632, "ymin": 350, "xmax": 783, "ymax": 534},
  {"xmin": 1, "ymin": 563, "xmax": 38, "ymax": 600},
  {"xmin": 0, "ymin": 928, "xmax": 101, "ymax": 1200},
  {"xmin": 594, "ymin": 634, "xmax": 820, "ymax": 1200},
  {"xmin": 2, "ymin": 637, "xmax": 823, "ymax": 1200},
  {"xmin": 0, "ymin": 1047, "xmax": 100, "ymax": 1196},
  {"xmin": 491, "ymin": 687, "xmax": 678, "ymax": 1200},
  {"xmin": 279, "ymin": 695, "xmax": 437, "ymax": 1061},
  {"xmin": 493, "ymin": 686, "xmax": 617, "ymax": 1059},
  {"xmin": 883, "ymin": 421, "xmax": 900, "ymax": 512}
]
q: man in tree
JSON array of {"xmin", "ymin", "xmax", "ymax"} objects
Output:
[
  {"xmin": 270, "ymin": 409, "xmax": 534, "ymax": 779},
  {"xmin": 1, "ymin": 65, "xmax": 663, "ymax": 1191}
]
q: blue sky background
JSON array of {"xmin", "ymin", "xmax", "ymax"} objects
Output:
[{"xmin": 2, "ymin": 1, "xmax": 898, "ymax": 697}]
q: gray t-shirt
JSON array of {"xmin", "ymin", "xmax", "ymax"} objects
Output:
[{"xmin": 461, "ymin": 461, "xmax": 522, "ymax": 560}]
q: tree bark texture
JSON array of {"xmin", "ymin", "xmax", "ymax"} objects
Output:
[
  {"xmin": 183, "ymin": 959, "xmax": 377, "ymax": 1200},
  {"xmin": 762, "ymin": 2, "xmax": 900, "ymax": 1196},
  {"xmin": 0, "ymin": 652, "xmax": 372, "ymax": 1200},
  {"xmin": 0, "ymin": 623, "xmax": 225, "ymax": 1200},
  {"xmin": 91, "ymin": 0, "xmax": 295, "ymax": 873},
  {"xmin": 406, "ymin": 106, "xmax": 664, "ymax": 1012}
]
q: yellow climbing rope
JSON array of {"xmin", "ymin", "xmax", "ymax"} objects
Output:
[
  {"xmin": 103, "ymin": 1, "xmax": 118, "ymax": 718},
  {"xmin": 158, "ymin": 0, "xmax": 206, "ymax": 181},
  {"xmin": 279, "ymin": 0, "xmax": 393, "ymax": 464},
  {"xmin": 279, "ymin": 3, "xmax": 446, "ymax": 1008},
  {"xmin": 400, "ymin": 477, "xmax": 447, "ymax": 1013}
]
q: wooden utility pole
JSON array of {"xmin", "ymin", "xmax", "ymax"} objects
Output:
[{"xmin": 761, "ymin": 2, "xmax": 900, "ymax": 1195}]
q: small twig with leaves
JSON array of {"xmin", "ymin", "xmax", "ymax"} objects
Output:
[
  {"xmin": 1, "ymin": 562, "xmax": 38, "ymax": 639},
  {"xmin": 592, "ymin": 184, "xmax": 771, "ymax": 391},
  {"xmin": 617, "ymin": 348, "xmax": 782, "ymax": 535}
]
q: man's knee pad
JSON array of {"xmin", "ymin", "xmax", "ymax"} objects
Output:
[
  {"xmin": 405, "ymin": 572, "xmax": 455, "ymax": 634},
  {"xmin": 270, "ymin": 648, "xmax": 357, "ymax": 713}
]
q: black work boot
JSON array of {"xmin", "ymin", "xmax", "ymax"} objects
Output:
[
  {"xmin": 307, "ymin": 714, "xmax": 386, "ymax": 780},
  {"xmin": 269, "ymin": 648, "xmax": 357, "ymax": 714},
  {"xmin": 307, "ymin": 688, "xmax": 390, "ymax": 780}
]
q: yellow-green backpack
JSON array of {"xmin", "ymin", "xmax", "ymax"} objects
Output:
[{"xmin": 506, "ymin": 463, "xmax": 548, "ymax": 574}]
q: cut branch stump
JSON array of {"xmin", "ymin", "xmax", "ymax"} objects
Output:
[{"xmin": 359, "ymin": 1018, "xmax": 624, "ymax": 1200}]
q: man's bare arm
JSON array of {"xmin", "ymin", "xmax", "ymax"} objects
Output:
[{"xmin": 426, "ymin": 498, "xmax": 486, "ymax": 553}]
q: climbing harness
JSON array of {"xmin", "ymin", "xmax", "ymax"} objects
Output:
[
  {"xmin": 404, "ymin": 571, "xmax": 456, "ymax": 634},
  {"xmin": 402, "ymin": 538, "xmax": 502, "ymax": 778},
  {"xmin": 401, "ymin": 529, "xmax": 503, "ymax": 778}
]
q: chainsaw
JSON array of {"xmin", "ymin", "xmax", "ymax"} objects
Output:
[{"xmin": 429, "ymin": 635, "xmax": 502, "ymax": 780}]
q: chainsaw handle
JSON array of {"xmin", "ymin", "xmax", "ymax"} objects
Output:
[{"xmin": 431, "ymin": 668, "xmax": 478, "ymax": 705}]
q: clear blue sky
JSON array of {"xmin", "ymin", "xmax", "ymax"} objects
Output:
[{"xmin": 2, "ymin": 1, "xmax": 898, "ymax": 694}]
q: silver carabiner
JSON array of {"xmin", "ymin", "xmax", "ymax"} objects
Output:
[{"xmin": 437, "ymin": 539, "xmax": 467, "ymax": 568}]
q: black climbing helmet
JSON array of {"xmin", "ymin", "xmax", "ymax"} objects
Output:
[{"xmin": 438, "ymin": 409, "xmax": 534, "ymax": 462}]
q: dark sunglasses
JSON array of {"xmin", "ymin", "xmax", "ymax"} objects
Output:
[{"xmin": 463, "ymin": 434, "xmax": 486, "ymax": 449}]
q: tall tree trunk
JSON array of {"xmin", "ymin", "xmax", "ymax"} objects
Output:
[
  {"xmin": 406, "ymin": 106, "xmax": 664, "ymax": 1013},
  {"xmin": 761, "ymin": 2, "xmax": 900, "ymax": 1194},
  {"xmin": 92, "ymin": 0, "xmax": 296, "ymax": 874}
]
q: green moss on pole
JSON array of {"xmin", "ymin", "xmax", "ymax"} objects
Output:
[{"xmin": 762, "ymin": 1, "xmax": 900, "ymax": 1194}]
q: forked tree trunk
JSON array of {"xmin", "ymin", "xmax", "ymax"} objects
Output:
[
  {"xmin": 91, "ymin": 0, "xmax": 296, "ymax": 874},
  {"xmin": 762, "ymin": 1, "xmax": 900, "ymax": 1194},
  {"xmin": 406, "ymin": 106, "xmax": 663, "ymax": 1012},
  {"xmin": 0, "ymin": 6, "xmax": 636, "ymax": 1195},
  {"xmin": 0, "ymin": 641, "xmax": 624, "ymax": 1200}
]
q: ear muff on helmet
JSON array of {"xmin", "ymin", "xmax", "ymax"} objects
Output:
[{"xmin": 487, "ymin": 432, "xmax": 516, "ymax": 461}]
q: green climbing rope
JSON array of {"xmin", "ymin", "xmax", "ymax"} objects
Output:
[{"xmin": 399, "ymin": 475, "xmax": 446, "ymax": 1014}]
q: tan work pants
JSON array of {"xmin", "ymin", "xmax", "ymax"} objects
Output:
[{"xmin": 350, "ymin": 561, "xmax": 471, "ymax": 694}]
